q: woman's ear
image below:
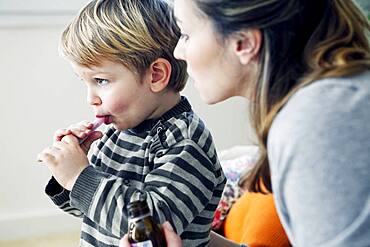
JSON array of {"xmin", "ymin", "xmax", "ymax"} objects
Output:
[
  {"xmin": 147, "ymin": 58, "xmax": 172, "ymax": 93},
  {"xmin": 233, "ymin": 29, "xmax": 262, "ymax": 65}
]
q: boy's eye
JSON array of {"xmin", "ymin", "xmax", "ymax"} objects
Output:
[{"xmin": 95, "ymin": 78, "xmax": 109, "ymax": 86}]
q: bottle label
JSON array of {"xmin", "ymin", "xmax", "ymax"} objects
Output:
[{"xmin": 131, "ymin": 240, "xmax": 153, "ymax": 247}]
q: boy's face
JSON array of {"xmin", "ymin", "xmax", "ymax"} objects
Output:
[{"xmin": 71, "ymin": 59, "xmax": 159, "ymax": 130}]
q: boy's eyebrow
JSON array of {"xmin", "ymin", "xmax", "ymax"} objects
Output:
[{"xmin": 91, "ymin": 71, "xmax": 114, "ymax": 77}]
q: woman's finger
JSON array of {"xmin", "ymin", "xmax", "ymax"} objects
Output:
[
  {"xmin": 119, "ymin": 234, "xmax": 130, "ymax": 247},
  {"xmin": 162, "ymin": 222, "xmax": 182, "ymax": 247}
]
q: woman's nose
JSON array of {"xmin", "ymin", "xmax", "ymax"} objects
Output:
[{"xmin": 174, "ymin": 40, "xmax": 185, "ymax": 61}]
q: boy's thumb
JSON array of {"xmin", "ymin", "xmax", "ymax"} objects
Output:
[{"xmin": 81, "ymin": 131, "xmax": 103, "ymax": 151}]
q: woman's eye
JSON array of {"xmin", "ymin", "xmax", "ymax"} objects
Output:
[
  {"xmin": 180, "ymin": 33, "xmax": 189, "ymax": 41},
  {"xmin": 95, "ymin": 78, "xmax": 109, "ymax": 86}
]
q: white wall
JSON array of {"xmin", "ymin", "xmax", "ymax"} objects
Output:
[{"xmin": 0, "ymin": 6, "xmax": 253, "ymax": 241}]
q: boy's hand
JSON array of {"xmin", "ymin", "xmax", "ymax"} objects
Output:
[
  {"xmin": 38, "ymin": 135, "xmax": 89, "ymax": 190},
  {"xmin": 54, "ymin": 120, "xmax": 103, "ymax": 153}
]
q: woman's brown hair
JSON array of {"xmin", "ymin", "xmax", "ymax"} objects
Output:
[{"xmin": 194, "ymin": 0, "xmax": 370, "ymax": 193}]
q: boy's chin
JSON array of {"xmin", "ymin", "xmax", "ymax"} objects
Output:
[
  {"xmin": 113, "ymin": 123, "xmax": 123, "ymax": 130},
  {"xmin": 112, "ymin": 122, "xmax": 129, "ymax": 131}
]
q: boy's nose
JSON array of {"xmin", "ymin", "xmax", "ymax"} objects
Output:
[{"xmin": 87, "ymin": 90, "xmax": 101, "ymax": 106}]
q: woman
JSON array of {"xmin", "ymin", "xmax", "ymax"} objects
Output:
[{"xmin": 122, "ymin": 0, "xmax": 370, "ymax": 246}]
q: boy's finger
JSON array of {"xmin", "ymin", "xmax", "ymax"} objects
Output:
[
  {"xmin": 80, "ymin": 131, "xmax": 103, "ymax": 152},
  {"xmin": 37, "ymin": 153, "xmax": 43, "ymax": 162},
  {"xmin": 37, "ymin": 152, "xmax": 55, "ymax": 164},
  {"xmin": 61, "ymin": 134, "xmax": 79, "ymax": 144},
  {"xmin": 54, "ymin": 129, "xmax": 71, "ymax": 141},
  {"xmin": 80, "ymin": 120, "xmax": 91, "ymax": 127},
  {"xmin": 53, "ymin": 141, "xmax": 66, "ymax": 150},
  {"xmin": 70, "ymin": 126, "xmax": 89, "ymax": 138}
]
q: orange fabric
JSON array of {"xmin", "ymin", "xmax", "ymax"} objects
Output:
[{"xmin": 224, "ymin": 192, "xmax": 291, "ymax": 247}]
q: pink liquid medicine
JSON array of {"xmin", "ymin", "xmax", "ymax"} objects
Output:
[{"xmin": 78, "ymin": 117, "xmax": 107, "ymax": 144}]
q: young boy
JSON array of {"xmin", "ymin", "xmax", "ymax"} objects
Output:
[{"xmin": 37, "ymin": 0, "xmax": 225, "ymax": 246}]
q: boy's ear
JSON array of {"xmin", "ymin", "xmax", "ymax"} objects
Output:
[
  {"xmin": 233, "ymin": 29, "xmax": 262, "ymax": 65},
  {"xmin": 147, "ymin": 58, "xmax": 172, "ymax": 93}
]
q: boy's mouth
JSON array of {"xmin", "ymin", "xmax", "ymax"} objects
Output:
[{"xmin": 96, "ymin": 115, "xmax": 112, "ymax": 124}]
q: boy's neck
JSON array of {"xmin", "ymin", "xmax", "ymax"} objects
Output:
[{"xmin": 149, "ymin": 92, "xmax": 181, "ymax": 120}]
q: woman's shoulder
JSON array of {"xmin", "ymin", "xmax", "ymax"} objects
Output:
[
  {"xmin": 267, "ymin": 71, "xmax": 370, "ymax": 246},
  {"xmin": 295, "ymin": 70, "xmax": 370, "ymax": 100},
  {"xmin": 268, "ymin": 70, "xmax": 370, "ymax": 169},
  {"xmin": 289, "ymin": 70, "xmax": 370, "ymax": 111},
  {"xmin": 271, "ymin": 70, "xmax": 370, "ymax": 135}
]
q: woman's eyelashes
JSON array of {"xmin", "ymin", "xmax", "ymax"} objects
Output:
[
  {"xmin": 95, "ymin": 78, "xmax": 109, "ymax": 86},
  {"xmin": 180, "ymin": 33, "xmax": 189, "ymax": 41}
]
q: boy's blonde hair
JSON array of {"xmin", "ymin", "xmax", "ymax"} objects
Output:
[{"xmin": 60, "ymin": 0, "xmax": 187, "ymax": 92}]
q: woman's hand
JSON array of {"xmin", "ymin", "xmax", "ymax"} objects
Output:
[{"xmin": 119, "ymin": 222, "xmax": 182, "ymax": 247}]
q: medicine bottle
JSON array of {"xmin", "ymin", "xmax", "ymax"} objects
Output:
[{"xmin": 127, "ymin": 199, "xmax": 167, "ymax": 247}]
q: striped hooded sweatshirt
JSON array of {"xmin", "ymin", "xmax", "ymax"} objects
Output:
[{"xmin": 45, "ymin": 97, "xmax": 226, "ymax": 247}]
